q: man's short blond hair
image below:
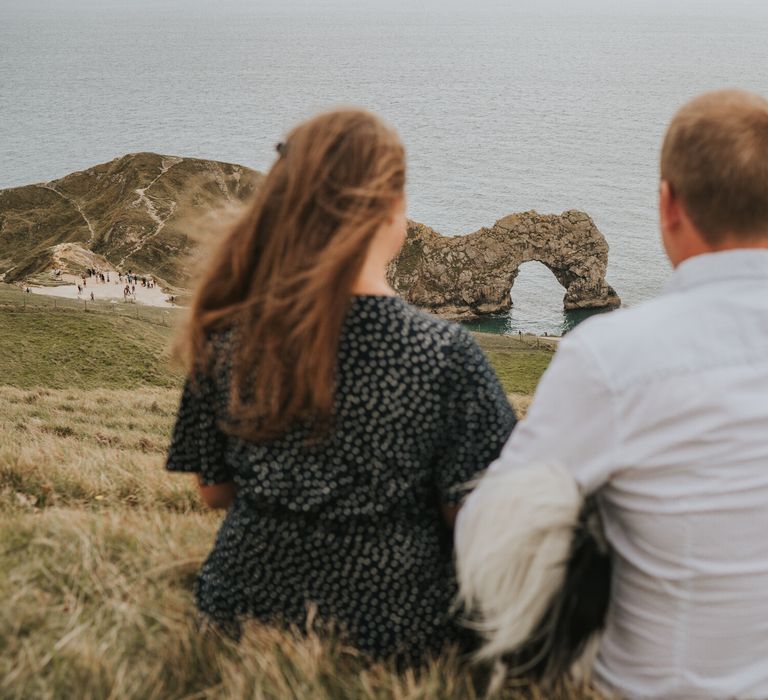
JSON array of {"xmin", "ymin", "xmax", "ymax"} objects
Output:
[{"xmin": 661, "ymin": 89, "xmax": 768, "ymax": 243}]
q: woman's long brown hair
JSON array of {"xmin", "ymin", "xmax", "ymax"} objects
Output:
[{"xmin": 179, "ymin": 108, "xmax": 406, "ymax": 441}]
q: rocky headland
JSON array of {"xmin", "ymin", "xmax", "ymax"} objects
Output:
[
  {"xmin": 0, "ymin": 153, "xmax": 620, "ymax": 315},
  {"xmin": 389, "ymin": 212, "xmax": 620, "ymax": 318},
  {"xmin": 0, "ymin": 153, "xmax": 263, "ymax": 288}
]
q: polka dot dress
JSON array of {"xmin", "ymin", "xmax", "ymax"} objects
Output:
[{"xmin": 166, "ymin": 295, "xmax": 516, "ymax": 663}]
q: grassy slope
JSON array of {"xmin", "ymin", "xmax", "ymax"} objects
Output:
[
  {"xmin": 1, "ymin": 310, "xmax": 181, "ymax": 389},
  {"xmin": 472, "ymin": 332, "xmax": 556, "ymax": 416},
  {"xmin": 0, "ymin": 283, "xmax": 184, "ymax": 390},
  {"xmin": 0, "ymin": 284, "xmax": 553, "ymax": 396},
  {"xmin": 0, "ymin": 153, "xmax": 263, "ymax": 287},
  {"xmin": 0, "ymin": 286, "xmax": 582, "ymax": 699}
]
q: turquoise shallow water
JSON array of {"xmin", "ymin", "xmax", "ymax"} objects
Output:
[
  {"xmin": 460, "ymin": 306, "xmax": 616, "ymax": 337},
  {"xmin": 2, "ymin": 4, "xmax": 767, "ymax": 334}
]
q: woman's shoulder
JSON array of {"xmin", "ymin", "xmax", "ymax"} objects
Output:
[
  {"xmin": 189, "ymin": 326, "xmax": 236, "ymax": 385},
  {"xmin": 404, "ymin": 301, "xmax": 473, "ymax": 347},
  {"xmin": 209, "ymin": 325, "xmax": 237, "ymax": 353},
  {"xmin": 355, "ymin": 295, "xmax": 478, "ymax": 357}
]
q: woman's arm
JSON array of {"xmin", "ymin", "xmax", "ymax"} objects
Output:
[
  {"xmin": 434, "ymin": 328, "xmax": 517, "ymax": 533},
  {"xmin": 196, "ymin": 475, "xmax": 237, "ymax": 509}
]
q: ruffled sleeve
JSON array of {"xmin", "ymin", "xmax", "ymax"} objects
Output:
[
  {"xmin": 165, "ymin": 371, "xmax": 232, "ymax": 485},
  {"xmin": 433, "ymin": 327, "xmax": 517, "ymax": 505}
]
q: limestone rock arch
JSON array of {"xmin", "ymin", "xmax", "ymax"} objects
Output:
[{"xmin": 388, "ymin": 210, "xmax": 621, "ymax": 318}]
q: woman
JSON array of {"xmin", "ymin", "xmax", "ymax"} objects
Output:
[{"xmin": 166, "ymin": 108, "xmax": 516, "ymax": 663}]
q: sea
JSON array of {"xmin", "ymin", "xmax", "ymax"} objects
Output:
[{"xmin": 2, "ymin": 1, "xmax": 768, "ymax": 335}]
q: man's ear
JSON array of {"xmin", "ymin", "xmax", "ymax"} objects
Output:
[
  {"xmin": 659, "ymin": 180, "xmax": 683, "ymax": 267},
  {"xmin": 659, "ymin": 180, "xmax": 679, "ymax": 236}
]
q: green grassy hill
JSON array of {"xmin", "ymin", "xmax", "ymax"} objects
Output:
[
  {"xmin": 0, "ymin": 285, "xmax": 574, "ymax": 699},
  {"xmin": 0, "ymin": 284, "xmax": 553, "ymax": 396},
  {"xmin": 0, "ymin": 284, "xmax": 184, "ymax": 389},
  {"xmin": 0, "ymin": 153, "xmax": 263, "ymax": 286},
  {"xmin": 1, "ymin": 308, "xmax": 181, "ymax": 390}
]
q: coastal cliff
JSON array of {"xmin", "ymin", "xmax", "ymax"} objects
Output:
[
  {"xmin": 0, "ymin": 154, "xmax": 620, "ymax": 314},
  {"xmin": 388, "ymin": 212, "xmax": 620, "ymax": 317},
  {"xmin": 0, "ymin": 153, "xmax": 262, "ymax": 286}
]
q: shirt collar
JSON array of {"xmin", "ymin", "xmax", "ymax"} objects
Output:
[{"xmin": 663, "ymin": 249, "xmax": 768, "ymax": 294}]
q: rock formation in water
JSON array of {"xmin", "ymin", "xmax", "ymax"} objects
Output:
[
  {"xmin": 0, "ymin": 154, "xmax": 620, "ymax": 315},
  {"xmin": 0, "ymin": 152, "xmax": 262, "ymax": 286},
  {"xmin": 388, "ymin": 211, "xmax": 621, "ymax": 317}
]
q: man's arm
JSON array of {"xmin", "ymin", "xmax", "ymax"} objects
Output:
[{"xmin": 467, "ymin": 332, "xmax": 619, "ymax": 505}]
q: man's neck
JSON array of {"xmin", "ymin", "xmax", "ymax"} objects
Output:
[
  {"xmin": 673, "ymin": 236, "xmax": 768, "ymax": 268},
  {"xmin": 710, "ymin": 237, "xmax": 768, "ymax": 253}
]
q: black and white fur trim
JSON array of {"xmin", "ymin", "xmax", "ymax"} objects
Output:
[{"xmin": 456, "ymin": 463, "xmax": 611, "ymax": 687}]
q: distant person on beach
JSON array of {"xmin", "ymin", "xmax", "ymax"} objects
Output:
[
  {"xmin": 90, "ymin": 292, "xmax": 95, "ymax": 301},
  {"xmin": 458, "ymin": 90, "xmax": 768, "ymax": 698},
  {"xmin": 165, "ymin": 108, "xmax": 516, "ymax": 665}
]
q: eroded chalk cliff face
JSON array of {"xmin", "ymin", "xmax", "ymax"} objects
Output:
[
  {"xmin": 388, "ymin": 211, "xmax": 621, "ymax": 317},
  {"xmin": 0, "ymin": 154, "xmax": 619, "ymax": 315}
]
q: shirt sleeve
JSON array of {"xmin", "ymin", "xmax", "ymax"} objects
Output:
[
  {"xmin": 165, "ymin": 372, "xmax": 233, "ymax": 485},
  {"xmin": 433, "ymin": 327, "xmax": 518, "ymax": 505},
  {"xmin": 484, "ymin": 331, "xmax": 619, "ymax": 494}
]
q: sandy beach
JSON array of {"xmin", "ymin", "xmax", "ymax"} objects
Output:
[{"xmin": 27, "ymin": 273, "xmax": 177, "ymax": 308}]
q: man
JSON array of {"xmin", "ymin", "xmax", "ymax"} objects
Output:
[{"xmin": 458, "ymin": 90, "xmax": 768, "ymax": 699}]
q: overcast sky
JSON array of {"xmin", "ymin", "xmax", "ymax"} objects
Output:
[{"xmin": 3, "ymin": 0, "xmax": 768, "ymax": 17}]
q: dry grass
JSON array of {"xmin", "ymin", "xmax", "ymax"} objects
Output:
[
  {"xmin": 507, "ymin": 394, "xmax": 532, "ymax": 418},
  {"xmin": 0, "ymin": 506, "xmax": 600, "ymax": 700},
  {"xmin": 0, "ymin": 387, "xmax": 196, "ymax": 513},
  {"xmin": 0, "ymin": 385, "xmax": 605, "ymax": 699},
  {"xmin": 0, "ymin": 288, "xmax": 596, "ymax": 698}
]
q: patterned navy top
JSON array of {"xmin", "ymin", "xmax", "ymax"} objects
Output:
[{"xmin": 166, "ymin": 295, "xmax": 516, "ymax": 662}]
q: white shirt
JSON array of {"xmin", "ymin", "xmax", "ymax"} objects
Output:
[{"xmin": 465, "ymin": 250, "xmax": 768, "ymax": 699}]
